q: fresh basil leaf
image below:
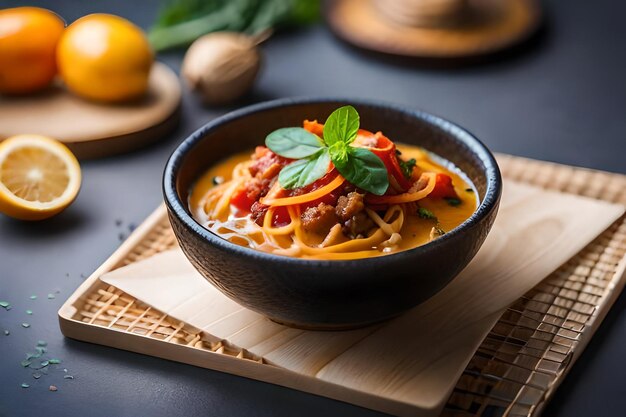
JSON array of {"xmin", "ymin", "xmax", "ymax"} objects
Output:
[
  {"xmin": 278, "ymin": 149, "xmax": 330, "ymax": 189},
  {"xmin": 334, "ymin": 147, "xmax": 389, "ymax": 195},
  {"xmin": 265, "ymin": 127, "xmax": 323, "ymax": 158},
  {"xmin": 328, "ymin": 142, "xmax": 349, "ymax": 165},
  {"xmin": 323, "ymin": 105, "xmax": 360, "ymax": 147}
]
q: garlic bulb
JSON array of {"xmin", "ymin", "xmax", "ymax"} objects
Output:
[{"xmin": 181, "ymin": 32, "xmax": 261, "ymax": 105}]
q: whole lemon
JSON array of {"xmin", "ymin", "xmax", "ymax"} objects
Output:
[
  {"xmin": 57, "ymin": 14, "xmax": 153, "ymax": 103},
  {"xmin": 0, "ymin": 7, "xmax": 65, "ymax": 94}
]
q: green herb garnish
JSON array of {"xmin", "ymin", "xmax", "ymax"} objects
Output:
[
  {"xmin": 417, "ymin": 207, "xmax": 437, "ymax": 220},
  {"xmin": 398, "ymin": 158, "xmax": 416, "ymax": 179},
  {"xmin": 444, "ymin": 197, "xmax": 462, "ymax": 207},
  {"xmin": 149, "ymin": 0, "xmax": 320, "ymax": 51},
  {"xmin": 266, "ymin": 106, "xmax": 389, "ymax": 195}
]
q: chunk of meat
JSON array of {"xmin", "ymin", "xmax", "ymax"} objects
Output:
[
  {"xmin": 335, "ymin": 192, "xmax": 365, "ymax": 221},
  {"xmin": 342, "ymin": 212, "xmax": 375, "ymax": 238},
  {"xmin": 249, "ymin": 146, "xmax": 290, "ymax": 178},
  {"xmin": 250, "ymin": 201, "xmax": 269, "ymax": 226},
  {"xmin": 300, "ymin": 203, "xmax": 338, "ymax": 235}
]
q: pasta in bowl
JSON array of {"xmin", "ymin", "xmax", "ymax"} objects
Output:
[
  {"xmin": 164, "ymin": 98, "xmax": 501, "ymax": 329},
  {"xmin": 189, "ymin": 106, "xmax": 477, "ymax": 260}
]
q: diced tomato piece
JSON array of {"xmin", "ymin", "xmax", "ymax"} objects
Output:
[
  {"xmin": 230, "ymin": 186, "xmax": 257, "ymax": 213},
  {"xmin": 428, "ymin": 173, "xmax": 458, "ymax": 199},
  {"xmin": 368, "ymin": 133, "xmax": 412, "ymax": 192},
  {"xmin": 303, "ymin": 120, "xmax": 324, "ymax": 136},
  {"xmin": 271, "ymin": 206, "xmax": 291, "ymax": 227}
]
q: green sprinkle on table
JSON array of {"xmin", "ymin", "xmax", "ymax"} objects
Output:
[
  {"xmin": 21, "ymin": 323, "xmax": 30, "ymax": 328},
  {"xmin": 30, "ymin": 295, "xmax": 37, "ymax": 300},
  {"xmin": 49, "ymin": 359, "xmax": 61, "ymax": 364},
  {"xmin": 4, "ymin": 330, "xmax": 9, "ymax": 336},
  {"xmin": 26, "ymin": 310, "xmax": 33, "ymax": 315},
  {"xmin": 37, "ymin": 340, "xmax": 47, "ymax": 347},
  {"xmin": 47, "ymin": 294, "xmax": 55, "ymax": 299},
  {"xmin": 21, "ymin": 383, "xmax": 30, "ymax": 389},
  {"xmin": 0, "ymin": 301, "xmax": 10, "ymax": 309}
]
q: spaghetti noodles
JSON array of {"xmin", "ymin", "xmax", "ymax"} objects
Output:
[{"xmin": 189, "ymin": 118, "xmax": 477, "ymax": 260}]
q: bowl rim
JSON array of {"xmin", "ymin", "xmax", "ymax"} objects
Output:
[{"xmin": 163, "ymin": 97, "xmax": 502, "ymax": 267}]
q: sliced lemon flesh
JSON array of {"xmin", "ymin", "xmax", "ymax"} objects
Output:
[{"xmin": 0, "ymin": 135, "xmax": 81, "ymax": 220}]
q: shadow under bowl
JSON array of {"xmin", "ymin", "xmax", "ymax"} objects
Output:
[{"xmin": 163, "ymin": 97, "xmax": 501, "ymax": 330}]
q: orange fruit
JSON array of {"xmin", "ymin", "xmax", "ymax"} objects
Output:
[
  {"xmin": 0, "ymin": 7, "xmax": 65, "ymax": 94},
  {"xmin": 57, "ymin": 14, "xmax": 153, "ymax": 103},
  {"xmin": 0, "ymin": 135, "xmax": 81, "ymax": 220}
]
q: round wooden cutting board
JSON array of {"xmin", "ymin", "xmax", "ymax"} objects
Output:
[
  {"xmin": 326, "ymin": 0, "xmax": 542, "ymax": 61},
  {"xmin": 0, "ymin": 62, "xmax": 181, "ymax": 159}
]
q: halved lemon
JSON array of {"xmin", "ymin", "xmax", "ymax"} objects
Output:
[{"xmin": 0, "ymin": 135, "xmax": 81, "ymax": 220}]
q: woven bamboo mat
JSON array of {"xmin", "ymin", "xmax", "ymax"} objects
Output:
[{"xmin": 62, "ymin": 154, "xmax": 626, "ymax": 417}]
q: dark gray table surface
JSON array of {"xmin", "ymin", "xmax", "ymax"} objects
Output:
[{"xmin": 1, "ymin": 1, "xmax": 625, "ymax": 416}]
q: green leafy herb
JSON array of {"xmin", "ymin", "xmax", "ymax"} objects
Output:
[
  {"xmin": 48, "ymin": 359, "xmax": 61, "ymax": 365},
  {"xmin": 444, "ymin": 197, "xmax": 462, "ymax": 207},
  {"xmin": 333, "ymin": 147, "xmax": 389, "ymax": 196},
  {"xmin": 323, "ymin": 105, "xmax": 360, "ymax": 147},
  {"xmin": 265, "ymin": 106, "xmax": 389, "ymax": 195},
  {"xmin": 418, "ymin": 207, "xmax": 437, "ymax": 220},
  {"xmin": 265, "ymin": 127, "xmax": 323, "ymax": 158},
  {"xmin": 278, "ymin": 149, "xmax": 330, "ymax": 189},
  {"xmin": 398, "ymin": 158, "xmax": 416, "ymax": 179},
  {"xmin": 149, "ymin": 0, "xmax": 321, "ymax": 51}
]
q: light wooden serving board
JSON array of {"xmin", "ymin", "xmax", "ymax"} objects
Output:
[
  {"xmin": 0, "ymin": 62, "xmax": 181, "ymax": 159},
  {"xmin": 83, "ymin": 180, "xmax": 624, "ymax": 417},
  {"xmin": 326, "ymin": 0, "xmax": 541, "ymax": 60}
]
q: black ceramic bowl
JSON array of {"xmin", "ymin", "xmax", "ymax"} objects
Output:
[{"xmin": 164, "ymin": 98, "xmax": 501, "ymax": 329}]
